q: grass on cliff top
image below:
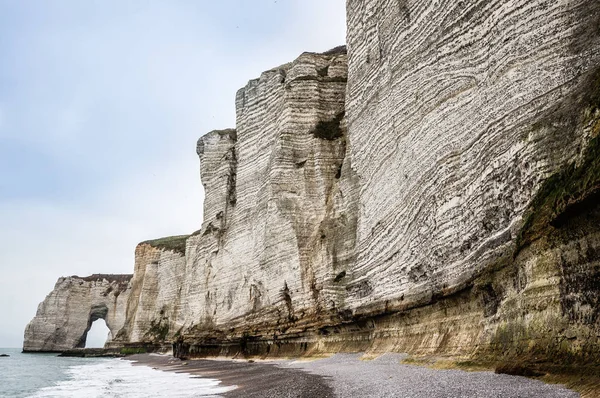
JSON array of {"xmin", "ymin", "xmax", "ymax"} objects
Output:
[{"xmin": 140, "ymin": 235, "xmax": 189, "ymax": 255}]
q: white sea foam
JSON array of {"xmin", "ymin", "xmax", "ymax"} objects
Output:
[{"xmin": 28, "ymin": 358, "xmax": 236, "ymax": 398}]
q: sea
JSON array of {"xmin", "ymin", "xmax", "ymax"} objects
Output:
[{"xmin": 0, "ymin": 348, "xmax": 234, "ymax": 397}]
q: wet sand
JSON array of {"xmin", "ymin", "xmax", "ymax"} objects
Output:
[{"xmin": 127, "ymin": 353, "xmax": 579, "ymax": 398}]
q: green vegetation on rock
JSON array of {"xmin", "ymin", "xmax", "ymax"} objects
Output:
[
  {"xmin": 144, "ymin": 318, "xmax": 170, "ymax": 341},
  {"xmin": 517, "ymin": 129, "xmax": 600, "ymax": 250},
  {"xmin": 120, "ymin": 347, "xmax": 147, "ymax": 355},
  {"xmin": 516, "ymin": 67, "xmax": 600, "ymax": 251},
  {"xmin": 141, "ymin": 235, "xmax": 189, "ymax": 255}
]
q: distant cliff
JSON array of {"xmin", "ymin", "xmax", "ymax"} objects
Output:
[
  {"xmin": 23, "ymin": 275, "xmax": 131, "ymax": 352},
  {"xmin": 114, "ymin": 237, "xmax": 187, "ymax": 344},
  {"xmin": 25, "ymin": 0, "xmax": 600, "ymax": 368}
]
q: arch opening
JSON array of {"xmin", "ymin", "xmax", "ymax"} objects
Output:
[
  {"xmin": 85, "ymin": 318, "xmax": 111, "ymax": 348},
  {"xmin": 76, "ymin": 304, "xmax": 110, "ymax": 348}
]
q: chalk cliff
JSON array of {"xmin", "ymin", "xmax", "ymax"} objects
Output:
[
  {"xmin": 171, "ymin": 0, "xmax": 600, "ymax": 363},
  {"xmin": 114, "ymin": 237, "xmax": 187, "ymax": 344},
  {"xmin": 176, "ymin": 47, "xmax": 353, "ymax": 336},
  {"xmin": 337, "ymin": 0, "xmax": 600, "ymax": 362},
  {"xmin": 25, "ymin": 0, "xmax": 600, "ymax": 368},
  {"xmin": 23, "ymin": 275, "xmax": 131, "ymax": 352}
]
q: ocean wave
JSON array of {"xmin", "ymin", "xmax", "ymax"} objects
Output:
[{"xmin": 28, "ymin": 359, "xmax": 235, "ymax": 398}]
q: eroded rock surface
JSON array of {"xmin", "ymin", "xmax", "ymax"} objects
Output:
[
  {"xmin": 339, "ymin": 0, "xmax": 600, "ymax": 362},
  {"xmin": 108, "ymin": 49, "xmax": 352, "ymax": 348},
  {"xmin": 23, "ymin": 275, "xmax": 131, "ymax": 352},
  {"xmin": 113, "ymin": 239, "xmax": 187, "ymax": 344},
  {"xmin": 177, "ymin": 48, "xmax": 353, "ymax": 334}
]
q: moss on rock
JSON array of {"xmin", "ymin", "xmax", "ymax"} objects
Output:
[
  {"xmin": 517, "ymin": 131, "xmax": 600, "ymax": 250},
  {"xmin": 144, "ymin": 318, "xmax": 170, "ymax": 342}
]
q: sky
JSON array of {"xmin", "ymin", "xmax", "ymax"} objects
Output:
[{"xmin": 0, "ymin": 0, "xmax": 346, "ymax": 348}]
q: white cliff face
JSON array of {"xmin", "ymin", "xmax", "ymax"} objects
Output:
[
  {"xmin": 343, "ymin": 0, "xmax": 600, "ymax": 313},
  {"xmin": 167, "ymin": 0, "xmax": 600, "ymax": 361},
  {"xmin": 105, "ymin": 51, "xmax": 352, "ymax": 344},
  {"xmin": 23, "ymin": 275, "xmax": 131, "ymax": 352},
  {"xmin": 196, "ymin": 129, "xmax": 237, "ymax": 228},
  {"xmin": 115, "ymin": 242, "xmax": 187, "ymax": 344},
  {"xmin": 178, "ymin": 49, "xmax": 352, "ymax": 332}
]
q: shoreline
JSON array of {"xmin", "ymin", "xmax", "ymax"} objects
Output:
[
  {"xmin": 127, "ymin": 353, "xmax": 334, "ymax": 397},
  {"xmin": 126, "ymin": 353, "xmax": 580, "ymax": 398}
]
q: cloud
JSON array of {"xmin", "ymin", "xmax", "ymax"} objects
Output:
[
  {"xmin": 0, "ymin": 0, "xmax": 346, "ymax": 348},
  {"xmin": 0, "ymin": 155, "xmax": 204, "ymax": 345}
]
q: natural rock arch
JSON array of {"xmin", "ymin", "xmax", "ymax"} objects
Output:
[
  {"xmin": 23, "ymin": 275, "xmax": 131, "ymax": 352},
  {"xmin": 77, "ymin": 304, "xmax": 111, "ymax": 348}
]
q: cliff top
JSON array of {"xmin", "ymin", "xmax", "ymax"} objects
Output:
[
  {"xmin": 197, "ymin": 129, "xmax": 237, "ymax": 156},
  {"xmin": 139, "ymin": 235, "xmax": 189, "ymax": 255}
]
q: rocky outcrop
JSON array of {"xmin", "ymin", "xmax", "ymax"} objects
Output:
[
  {"xmin": 345, "ymin": 0, "xmax": 600, "ymax": 313},
  {"xmin": 112, "ymin": 238, "xmax": 187, "ymax": 345},
  {"xmin": 101, "ymin": 48, "xmax": 355, "ymax": 350},
  {"xmin": 23, "ymin": 274, "xmax": 131, "ymax": 352}
]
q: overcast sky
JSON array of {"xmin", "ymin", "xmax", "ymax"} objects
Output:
[{"xmin": 0, "ymin": 0, "xmax": 346, "ymax": 348}]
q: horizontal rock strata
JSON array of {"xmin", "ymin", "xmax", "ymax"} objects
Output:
[
  {"xmin": 112, "ymin": 238, "xmax": 187, "ymax": 345},
  {"xmin": 173, "ymin": 48, "xmax": 356, "ymax": 346},
  {"xmin": 109, "ymin": 48, "xmax": 353, "ymax": 349},
  {"xmin": 345, "ymin": 0, "xmax": 600, "ymax": 314},
  {"xmin": 338, "ymin": 0, "xmax": 600, "ymax": 363}
]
